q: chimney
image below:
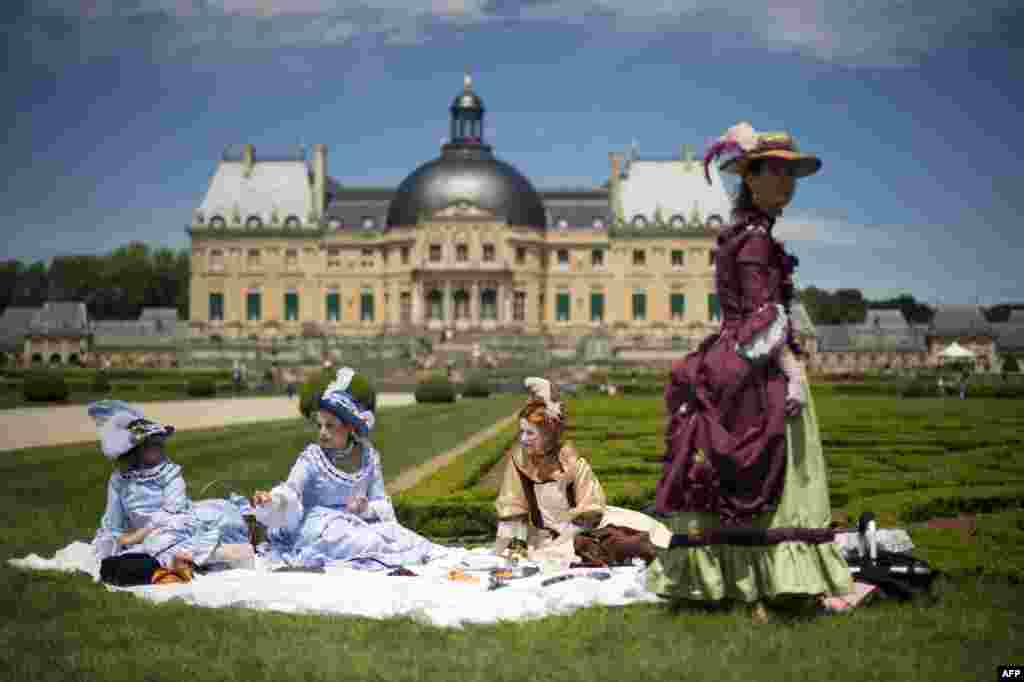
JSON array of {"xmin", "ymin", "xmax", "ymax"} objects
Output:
[
  {"xmin": 312, "ymin": 144, "xmax": 327, "ymax": 221},
  {"xmin": 609, "ymin": 152, "xmax": 623, "ymax": 182}
]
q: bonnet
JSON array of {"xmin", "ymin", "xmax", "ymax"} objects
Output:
[
  {"xmin": 318, "ymin": 366, "xmax": 378, "ymax": 437},
  {"xmin": 87, "ymin": 400, "xmax": 175, "ymax": 461}
]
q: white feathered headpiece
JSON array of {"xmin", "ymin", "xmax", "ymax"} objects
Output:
[
  {"xmin": 523, "ymin": 377, "xmax": 564, "ymax": 422},
  {"xmin": 87, "ymin": 400, "xmax": 174, "ymax": 461}
]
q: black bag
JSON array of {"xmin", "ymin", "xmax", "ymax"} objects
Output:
[
  {"xmin": 845, "ymin": 550, "xmax": 939, "ymax": 600},
  {"xmin": 100, "ymin": 553, "xmax": 161, "ymax": 586}
]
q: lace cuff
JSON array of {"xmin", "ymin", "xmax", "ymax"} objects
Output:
[
  {"xmin": 253, "ymin": 484, "xmax": 303, "ymax": 532},
  {"xmin": 365, "ymin": 496, "xmax": 396, "ymax": 523},
  {"xmin": 779, "ymin": 347, "xmax": 807, "ymax": 405},
  {"xmin": 737, "ymin": 304, "xmax": 788, "ymax": 362}
]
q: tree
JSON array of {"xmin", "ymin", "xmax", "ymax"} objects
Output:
[
  {"xmin": 0, "ymin": 260, "xmax": 24, "ymax": 313},
  {"xmin": 11, "ymin": 261, "xmax": 49, "ymax": 307}
]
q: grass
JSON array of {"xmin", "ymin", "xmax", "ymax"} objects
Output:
[{"xmin": 2, "ymin": 388, "xmax": 1023, "ymax": 681}]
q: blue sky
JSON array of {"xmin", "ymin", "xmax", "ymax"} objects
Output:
[{"xmin": 3, "ymin": 1, "xmax": 1021, "ymax": 305}]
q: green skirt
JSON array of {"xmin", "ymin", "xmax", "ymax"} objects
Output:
[{"xmin": 646, "ymin": 385, "xmax": 853, "ymax": 603}]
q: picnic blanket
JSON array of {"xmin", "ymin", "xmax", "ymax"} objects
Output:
[{"xmin": 8, "ymin": 542, "xmax": 660, "ymax": 628}]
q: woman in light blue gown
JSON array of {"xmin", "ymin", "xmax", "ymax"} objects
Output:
[
  {"xmin": 88, "ymin": 401, "xmax": 254, "ymax": 571},
  {"xmin": 252, "ymin": 367, "xmax": 443, "ymax": 571}
]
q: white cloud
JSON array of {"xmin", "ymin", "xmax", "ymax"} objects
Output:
[
  {"xmin": 775, "ymin": 210, "xmax": 912, "ymax": 249},
  {"xmin": 17, "ymin": 1, "xmax": 1020, "ymax": 68}
]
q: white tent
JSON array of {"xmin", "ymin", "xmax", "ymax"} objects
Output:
[{"xmin": 939, "ymin": 341, "xmax": 977, "ymax": 361}]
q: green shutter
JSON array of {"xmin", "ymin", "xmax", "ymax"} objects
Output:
[
  {"xmin": 709, "ymin": 293, "xmax": 721, "ymax": 321},
  {"xmin": 208, "ymin": 293, "xmax": 223, "ymax": 321},
  {"xmin": 556, "ymin": 293, "xmax": 571, "ymax": 322},
  {"xmin": 671, "ymin": 293, "xmax": 686, "ymax": 319},
  {"xmin": 284, "ymin": 293, "xmax": 299, "ymax": 321},
  {"xmin": 361, "ymin": 293, "xmax": 374, "ymax": 322},
  {"xmin": 247, "ymin": 293, "xmax": 261, "ymax": 321},
  {"xmin": 326, "ymin": 293, "xmax": 340, "ymax": 321},
  {"xmin": 632, "ymin": 293, "xmax": 646, "ymax": 320},
  {"xmin": 590, "ymin": 293, "xmax": 605, "ymax": 322}
]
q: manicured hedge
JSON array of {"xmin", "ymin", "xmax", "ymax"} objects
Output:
[
  {"xmin": 460, "ymin": 374, "xmax": 492, "ymax": 398},
  {"xmin": 415, "ymin": 374, "xmax": 456, "ymax": 403},
  {"xmin": 187, "ymin": 378, "xmax": 217, "ymax": 397},
  {"xmin": 22, "ymin": 371, "xmax": 69, "ymax": 402}
]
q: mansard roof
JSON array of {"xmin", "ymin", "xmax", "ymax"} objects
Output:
[
  {"xmin": 816, "ymin": 321, "xmax": 927, "ymax": 352},
  {"xmin": 0, "ymin": 307, "xmax": 40, "ymax": 351},
  {"xmin": 199, "ymin": 159, "xmax": 313, "ymax": 227},
  {"xmin": 994, "ymin": 323, "xmax": 1024, "ymax": 353},
  {"xmin": 618, "ymin": 154, "xmax": 732, "ymax": 227},
  {"xmin": 929, "ymin": 304, "xmax": 993, "ymax": 337},
  {"xmin": 29, "ymin": 302, "xmax": 90, "ymax": 336}
]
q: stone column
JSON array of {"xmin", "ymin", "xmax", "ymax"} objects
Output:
[
  {"xmin": 413, "ymin": 280, "xmax": 422, "ymax": 325},
  {"xmin": 497, "ymin": 281, "xmax": 505, "ymax": 325},
  {"xmin": 471, "ymin": 281, "xmax": 480, "ymax": 326},
  {"xmin": 443, "ymin": 280, "xmax": 452, "ymax": 323}
]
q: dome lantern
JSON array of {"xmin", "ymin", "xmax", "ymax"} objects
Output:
[{"xmin": 449, "ymin": 72, "xmax": 486, "ymax": 147}]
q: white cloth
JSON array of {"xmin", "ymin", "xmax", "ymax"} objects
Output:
[
  {"xmin": 736, "ymin": 304, "xmax": 788, "ymax": 363},
  {"xmin": 8, "ymin": 542, "xmax": 662, "ymax": 629}
]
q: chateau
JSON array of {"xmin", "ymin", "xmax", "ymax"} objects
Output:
[{"xmin": 186, "ymin": 76, "xmax": 729, "ymax": 348}]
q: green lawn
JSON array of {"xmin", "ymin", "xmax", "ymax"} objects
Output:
[{"xmin": 2, "ymin": 388, "xmax": 1022, "ymax": 681}]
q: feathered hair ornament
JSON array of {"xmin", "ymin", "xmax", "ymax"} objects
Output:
[
  {"xmin": 319, "ymin": 366, "xmax": 377, "ymax": 436},
  {"xmin": 87, "ymin": 400, "xmax": 174, "ymax": 461},
  {"xmin": 521, "ymin": 377, "xmax": 567, "ymax": 441},
  {"xmin": 703, "ymin": 121, "xmax": 759, "ymax": 185}
]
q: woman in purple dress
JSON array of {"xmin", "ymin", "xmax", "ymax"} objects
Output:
[{"xmin": 647, "ymin": 123, "xmax": 856, "ymax": 619}]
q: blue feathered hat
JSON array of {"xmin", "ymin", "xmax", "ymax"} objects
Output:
[
  {"xmin": 318, "ymin": 367, "xmax": 377, "ymax": 436},
  {"xmin": 87, "ymin": 400, "xmax": 175, "ymax": 461}
]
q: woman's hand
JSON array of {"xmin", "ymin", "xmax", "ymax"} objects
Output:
[
  {"xmin": 345, "ymin": 496, "xmax": 369, "ymax": 515},
  {"xmin": 252, "ymin": 490, "xmax": 274, "ymax": 507},
  {"xmin": 116, "ymin": 526, "xmax": 154, "ymax": 547}
]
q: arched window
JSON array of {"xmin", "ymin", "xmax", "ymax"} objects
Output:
[
  {"xmin": 706, "ymin": 214, "xmax": 724, "ymax": 230},
  {"xmin": 284, "ymin": 215, "xmax": 301, "ymax": 229},
  {"xmin": 210, "ymin": 215, "xmax": 226, "ymax": 229},
  {"xmin": 631, "ymin": 215, "xmax": 648, "ymax": 229},
  {"xmin": 592, "ymin": 217, "xmax": 605, "ymax": 230},
  {"xmin": 68, "ymin": 353, "xmax": 81, "ymax": 366},
  {"xmin": 328, "ymin": 218, "xmax": 343, "ymax": 230},
  {"xmin": 49, "ymin": 353, "xmax": 63, "ymax": 365},
  {"xmin": 557, "ymin": 218, "xmax": 569, "ymax": 231},
  {"xmin": 361, "ymin": 217, "xmax": 376, "ymax": 230},
  {"xmin": 453, "ymin": 289, "xmax": 470, "ymax": 320},
  {"xmin": 246, "ymin": 216, "xmax": 263, "ymax": 229},
  {"xmin": 480, "ymin": 288, "xmax": 498, "ymax": 321},
  {"xmin": 669, "ymin": 214, "xmax": 686, "ymax": 228}
]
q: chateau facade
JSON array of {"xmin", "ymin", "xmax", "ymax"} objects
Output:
[{"xmin": 186, "ymin": 76, "xmax": 730, "ymax": 347}]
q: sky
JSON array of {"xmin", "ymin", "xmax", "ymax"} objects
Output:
[{"xmin": 2, "ymin": 0, "xmax": 1022, "ymax": 305}]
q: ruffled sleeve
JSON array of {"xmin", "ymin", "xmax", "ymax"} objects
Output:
[
  {"xmin": 566, "ymin": 454, "xmax": 607, "ymax": 527},
  {"xmin": 93, "ymin": 475, "xmax": 127, "ymax": 561},
  {"xmin": 733, "ymin": 231, "xmax": 787, "ymax": 351},
  {"xmin": 253, "ymin": 452, "xmax": 311, "ymax": 533},
  {"xmin": 494, "ymin": 450, "xmax": 530, "ymax": 550},
  {"xmin": 362, "ymin": 448, "xmax": 396, "ymax": 523}
]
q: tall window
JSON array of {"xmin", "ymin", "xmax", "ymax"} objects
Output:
[
  {"xmin": 325, "ymin": 291, "xmax": 340, "ymax": 322},
  {"xmin": 632, "ymin": 249, "xmax": 646, "ymax": 266},
  {"xmin": 327, "ymin": 247, "xmax": 341, "ymax": 269},
  {"xmin": 481, "ymin": 289, "xmax": 497, "ymax": 321},
  {"xmin": 210, "ymin": 250, "xmax": 224, "ymax": 272},
  {"xmin": 208, "ymin": 293, "xmax": 224, "ymax": 321},
  {"xmin": 590, "ymin": 293, "xmax": 605, "ymax": 322},
  {"xmin": 671, "ymin": 293, "xmax": 686, "ymax": 321},
  {"xmin": 247, "ymin": 249, "xmax": 261, "ymax": 268},
  {"xmin": 284, "ymin": 292, "xmax": 299, "ymax": 321},
  {"xmin": 427, "ymin": 289, "xmax": 443, "ymax": 321},
  {"xmin": 454, "ymin": 290, "xmax": 470, "ymax": 320},
  {"xmin": 708, "ymin": 293, "xmax": 721, "ymax": 322},
  {"xmin": 401, "ymin": 247, "xmax": 410, "ymax": 265},
  {"xmin": 513, "ymin": 291, "xmax": 526, "ymax": 322},
  {"xmin": 556, "ymin": 293, "xmax": 571, "ymax": 322},
  {"xmin": 246, "ymin": 290, "xmax": 261, "ymax": 321},
  {"xmin": 632, "ymin": 292, "xmax": 647, "ymax": 321},
  {"xmin": 400, "ymin": 292, "xmax": 412, "ymax": 324},
  {"xmin": 482, "ymin": 243, "xmax": 496, "ymax": 262},
  {"xmin": 429, "ymin": 244, "xmax": 442, "ymax": 262},
  {"xmin": 285, "ymin": 249, "xmax": 298, "ymax": 269},
  {"xmin": 360, "ymin": 291, "xmax": 374, "ymax": 322},
  {"xmin": 591, "ymin": 249, "xmax": 604, "ymax": 267},
  {"xmin": 515, "ymin": 247, "xmax": 526, "ymax": 265},
  {"xmin": 456, "ymin": 244, "xmax": 469, "ymax": 262},
  {"xmin": 671, "ymin": 250, "xmax": 685, "ymax": 268},
  {"xmin": 557, "ymin": 249, "xmax": 570, "ymax": 269}
]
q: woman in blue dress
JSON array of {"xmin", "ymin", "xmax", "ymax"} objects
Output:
[
  {"xmin": 252, "ymin": 367, "xmax": 443, "ymax": 571},
  {"xmin": 88, "ymin": 401, "xmax": 254, "ymax": 574}
]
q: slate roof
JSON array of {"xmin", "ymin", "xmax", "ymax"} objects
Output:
[
  {"xmin": 543, "ymin": 190, "xmax": 612, "ymax": 230},
  {"xmin": 0, "ymin": 307, "xmax": 41, "ymax": 352},
  {"xmin": 324, "ymin": 188, "xmax": 393, "ymax": 232},
  {"xmin": 994, "ymin": 324, "xmax": 1024, "ymax": 353},
  {"xmin": 199, "ymin": 160, "xmax": 313, "ymax": 228},
  {"xmin": 29, "ymin": 302, "xmax": 90, "ymax": 336},
  {"xmin": 860, "ymin": 309, "xmax": 909, "ymax": 330},
  {"xmin": 1006, "ymin": 310, "xmax": 1024, "ymax": 325},
  {"xmin": 618, "ymin": 155, "xmax": 731, "ymax": 227},
  {"xmin": 815, "ymin": 321, "xmax": 927, "ymax": 352},
  {"xmin": 928, "ymin": 304, "xmax": 993, "ymax": 337}
]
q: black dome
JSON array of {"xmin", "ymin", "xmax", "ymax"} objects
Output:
[{"xmin": 387, "ymin": 144, "xmax": 547, "ymax": 228}]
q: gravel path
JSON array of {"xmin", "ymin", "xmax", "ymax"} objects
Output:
[{"xmin": 0, "ymin": 394, "xmax": 415, "ymax": 453}]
